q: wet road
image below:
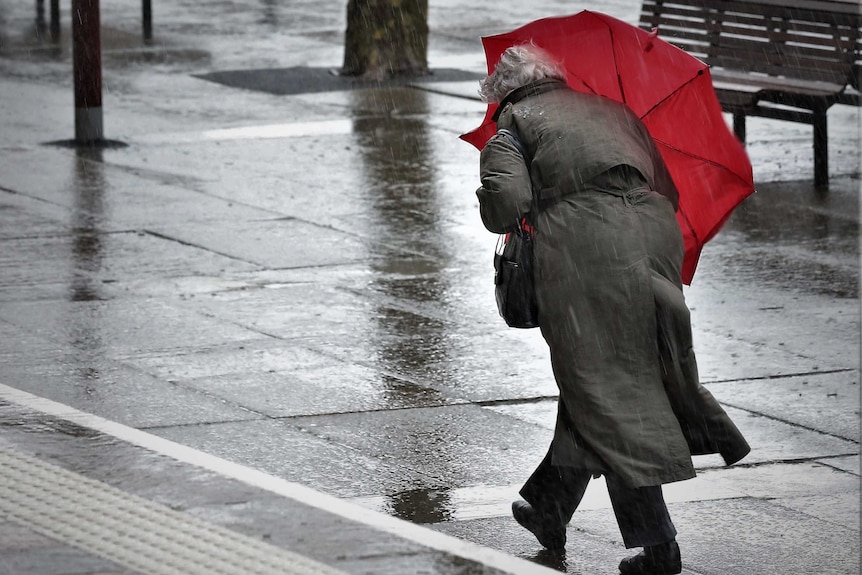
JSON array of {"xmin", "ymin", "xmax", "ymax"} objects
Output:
[{"xmin": 0, "ymin": 0, "xmax": 859, "ymax": 573}]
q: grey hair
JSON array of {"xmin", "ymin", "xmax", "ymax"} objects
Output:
[{"xmin": 478, "ymin": 44, "xmax": 566, "ymax": 103}]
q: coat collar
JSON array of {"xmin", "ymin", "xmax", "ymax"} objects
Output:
[{"xmin": 492, "ymin": 78, "xmax": 569, "ymax": 121}]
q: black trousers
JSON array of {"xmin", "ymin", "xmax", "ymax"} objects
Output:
[{"xmin": 519, "ymin": 449, "xmax": 677, "ymax": 548}]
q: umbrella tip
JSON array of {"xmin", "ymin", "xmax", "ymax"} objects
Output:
[
  {"xmin": 644, "ymin": 26, "xmax": 658, "ymax": 52},
  {"xmin": 645, "ymin": 27, "xmax": 659, "ymax": 52}
]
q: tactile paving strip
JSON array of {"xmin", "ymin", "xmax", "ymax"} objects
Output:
[{"xmin": 0, "ymin": 448, "xmax": 347, "ymax": 575}]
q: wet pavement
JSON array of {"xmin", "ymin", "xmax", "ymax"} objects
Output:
[{"xmin": 0, "ymin": 0, "xmax": 860, "ymax": 574}]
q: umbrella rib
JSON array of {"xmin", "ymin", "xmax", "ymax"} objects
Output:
[
  {"xmin": 576, "ymin": 77, "xmax": 599, "ymax": 95},
  {"xmin": 640, "ymin": 71, "xmax": 703, "ymax": 119},
  {"xmin": 677, "ymin": 204, "xmax": 700, "ymax": 247},
  {"xmin": 608, "ymin": 27, "xmax": 627, "ymax": 104},
  {"xmin": 654, "ymin": 138, "xmax": 754, "ymax": 191}
]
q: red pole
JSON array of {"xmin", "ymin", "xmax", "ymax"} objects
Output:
[{"xmin": 72, "ymin": 0, "xmax": 103, "ymax": 143}]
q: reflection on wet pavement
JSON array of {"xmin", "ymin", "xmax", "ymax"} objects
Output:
[
  {"xmin": 350, "ymin": 87, "xmax": 471, "ymax": 523},
  {"xmin": 70, "ymin": 148, "xmax": 107, "ymax": 303}
]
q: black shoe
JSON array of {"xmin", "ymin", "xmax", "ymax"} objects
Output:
[
  {"xmin": 511, "ymin": 500, "xmax": 566, "ymax": 553},
  {"xmin": 619, "ymin": 541, "xmax": 682, "ymax": 575}
]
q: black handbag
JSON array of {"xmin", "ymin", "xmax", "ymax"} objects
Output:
[
  {"xmin": 494, "ymin": 223, "xmax": 538, "ymax": 328},
  {"xmin": 493, "ymin": 128, "xmax": 539, "ymax": 329}
]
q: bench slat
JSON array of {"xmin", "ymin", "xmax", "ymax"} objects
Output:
[
  {"xmin": 721, "ymin": 20, "xmax": 856, "ymax": 41},
  {"xmin": 708, "ymin": 40, "xmax": 854, "ymax": 66},
  {"xmin": 711, "ymin": 69, "xmax": 847, "ymax": 95},
  {"xmin": 643, "ymin": 18, "xmax": 856, "ymax": 47},
  {"xmin": 658, "ymin": 30, "xmax": 855, "ymax": 59},
  {"xmin": 644, "ymin": 0, "xmax": 859, "ymax": 24},
  {"xmin": 655, "ymin": 42, "xmax": 853, "ymax": 75},
  {"xmin": 642, "ymin": 0, "xmax": 859, "ymax": 13}
]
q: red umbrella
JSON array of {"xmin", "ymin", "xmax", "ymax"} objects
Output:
[{"xmin": 461, "ymin": 11, "xmax": 754, "ymax": 285}]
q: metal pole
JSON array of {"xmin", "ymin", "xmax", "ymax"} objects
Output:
[
  {"xmin": 812, "ymin": 108, "xmax": 829, "ymax": 190},
  {"xmin": 50, "ymin": 0, "xmax": 60, "ymax": 41},
  {"xmin": 72, "ymin": 0, "xmax": 103, "ymax": 143},
  {"xmin": 142, "ymin": 0, "xmax": 152, "ymax": 43}
]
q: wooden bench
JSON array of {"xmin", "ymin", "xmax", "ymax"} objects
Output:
[{"xmin": 639, "ymin": 0, "xmax": 861, "ymax": 188}]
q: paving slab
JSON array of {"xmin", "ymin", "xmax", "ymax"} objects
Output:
[
  {"xmin": 686, "ymin": 327, "xmax": 841, "ymax": 382},
  {"xmin": 283, "ymin": 404, "xmax": 555, "ymax": 491},
  {"xmin": 178, "ymin": 279, "xmax": 385, "ymax": 341},
  {"xmin": 181, "ymin": 365, "xmax": 460, "ymax": 418},
  {"xmin": 0, "ymin": 545, "xmax": 141, "ymax": 575},
  {"xmin": 558, "ymin": 497, "xmax": 861, "ymax": 574},
  {"xmin": 1, "ymin": 228, "xmax": 261, "ymax": 294},
  {"xmin": 0, "ymin": 298, "xmax": 258, "ymax": 356},
  {"xmin": 817, "ymin": 454, "xmax": 861, "ymax": 475},
  {"xmin": 693, "ymin": 461, "xmax": 860, "ymax": 500},
  {"xmin": 119, "ymin": 338, "xmax": 333, "ymax": 381},
  {"xmin": 0, "ymin": 361, "xmax": 259, "ymax": 429},
  {"xmin": 148, "ymin": 417, "xmax": 448, "ymax": 499},
  {"xmin": 0, "ymin": 521, "xmax": 62, "ymax": 553},
  {"xmin": 666, "ymin": 497, "xmax": 860, "ymax": 575},
  {"xmin": 777, "ymin": 493, "xmax": 861, "ymax": 532},
  {"xmin": 151, "ymin": 217, "xmax": 376, "ymax": 269},
  {"xmin": 706, "ymin": 371, "xmax": 860, "ymax": 441},
  {"xmin": 487, "ymin": 400, "xmax": 859, "ymax": 467}
]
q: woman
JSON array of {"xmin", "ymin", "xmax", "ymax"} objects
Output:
[{"xmin": 475, "ymin": 45, "xmax": 750, "ymax": 575}]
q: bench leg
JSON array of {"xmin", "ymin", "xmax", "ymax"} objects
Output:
[
  {"xmin": 732, "ymin": 112, "xmax": 746, "ymax": 145},
  {"xmin": 813, "ymin": 109, "xmax": 828, "ymax": 189}
]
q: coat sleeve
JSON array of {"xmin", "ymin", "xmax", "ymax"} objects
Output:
[{"xmin": 476, "ymin": 131, "xmax": 533, "ymax": 234}]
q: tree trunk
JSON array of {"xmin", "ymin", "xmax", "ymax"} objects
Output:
[{"xmin": 342, "ymin": 0, "xmax": 429, "ymax": 80}]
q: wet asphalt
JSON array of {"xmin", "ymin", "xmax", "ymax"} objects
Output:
[{"xmin": 0, "ymin": 0, "xmax": 860, "ymax": 574}]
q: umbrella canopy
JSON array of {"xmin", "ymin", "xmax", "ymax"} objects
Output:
[{"xmin": 461, "ymin": 11, "xmax": 754, "ymax": 284}]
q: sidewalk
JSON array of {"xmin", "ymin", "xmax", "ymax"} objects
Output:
[
  {"xmin": 0, "ymin": 384, "xmax": 557, "ymax": 575},
  {"xmin": 0, "ymin": 1, "xmax": 859, "ymax": 574}
]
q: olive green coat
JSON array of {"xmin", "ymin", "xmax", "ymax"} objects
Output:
[{"xmin": 477, "ymin": 80, "xmax": 749, "ymax": 487}]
